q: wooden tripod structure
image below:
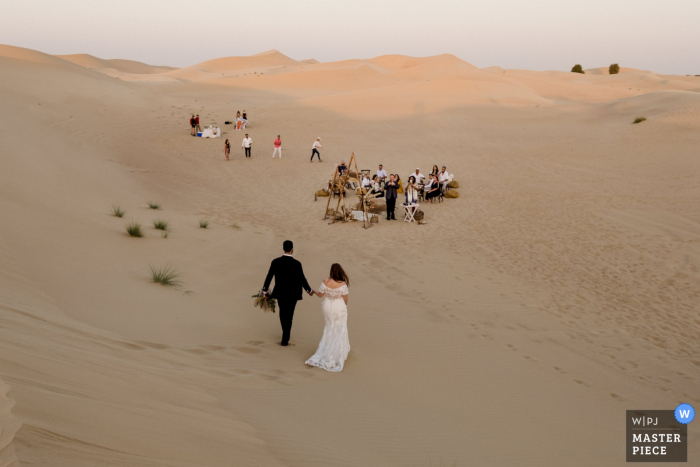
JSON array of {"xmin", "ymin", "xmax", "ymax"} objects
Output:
[{"xmin": 323, "ymin": 153, "xmax": 370, "ymax": 228}]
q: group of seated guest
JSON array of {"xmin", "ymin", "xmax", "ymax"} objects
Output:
[{"xmin": 404, "ymin": 165, "xmax": 451, "ymax": 204}]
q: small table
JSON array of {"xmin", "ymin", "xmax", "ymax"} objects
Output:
[{"xmin": 403, "ymin": 203, "xmax": 419, "ymax": 223}]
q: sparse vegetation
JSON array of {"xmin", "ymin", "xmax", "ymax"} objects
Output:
[
  {"xmin": 112, "ymin": 205, "xmax": 125, "ymax": 217},
  {"xmin": 199, "ymin": 218, "xmax": 210, "ymax": 229},
  {"xmin": 153, "ymin": 219, "xmax": 169, "ymax": 230},
  {"xmin": 633, "ymin": 117, "xmax": 647, "ymax": 124},
  {"xmin": 150, "ymin": 265, "xmax": 180, "ymax": 286},
  {"xmin": 571, "ymin": 64, "xmax": 585, "ymax": 74},
  {"xmin": 609, "ymin": 63, "xmax": 620, "ymax": 74},
  {"xmin": 231, "ymin": 223, "xmax": 241, "ymax": 230},
  {"xmin": 147, "ymin": 202, "xmax": 161, "ymax": 210},
  {"xmin": 161, "ymin": 230, "xmax": 169, "ymax": 239},
  {"xmin": 126, "ymin": 222, "xmax": 144, "ymax": 237}
]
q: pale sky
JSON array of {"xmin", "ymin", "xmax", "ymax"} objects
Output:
[{"xmin": 2, "ymin": 0, "xmax": 699, "ymax": 74}]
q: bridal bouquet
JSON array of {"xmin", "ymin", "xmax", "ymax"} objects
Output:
[{"xmin": 252, "ymin": 291, "xmax": 277, "ymax": 313}]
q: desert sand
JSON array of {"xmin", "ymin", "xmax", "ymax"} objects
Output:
[{"xmin": 0, "ymin": 44, "xmax": 698, "ymax": 466}]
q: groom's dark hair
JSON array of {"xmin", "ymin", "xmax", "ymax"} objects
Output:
[{"xmin": 283, "ymin": 240, "xmax": 293, "ymax": 253}]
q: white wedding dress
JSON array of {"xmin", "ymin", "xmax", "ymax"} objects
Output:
[{"xmin": 305, "ymin": 282, "xmax": 350, "ymax": 372}]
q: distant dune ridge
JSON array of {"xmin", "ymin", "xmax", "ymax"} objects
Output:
[{"xmin": 0, "ymin": 42, "xmax": 699, "ymax": 466}]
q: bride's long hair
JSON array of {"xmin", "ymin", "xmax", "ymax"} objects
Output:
[{"xmin": 329, "ymin": 263, "xmax": 350, "ymax": 286}]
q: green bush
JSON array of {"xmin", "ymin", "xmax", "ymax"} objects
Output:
[
  {"xmin": 112, "ymin": 205, "xmax": 125, "ymax": 217},
  {"xmin": 571, "ymin": 64, "xmax": 585, "ymax": 74},
  {"xmin": 609, "ymin": 63, "xmax": 620, "ymax": 74},
  {"xmin": 150, "ymin": 265, "xmax": 180, "ymax": 286},
  {"xmin": 126, "ymin": 222, "xmax": 143, "ymax": 237},
  {"xmin": 153, "ymin": 219, "xmax": 169, "ymax": 231},
  {"xmin": 199, "ymin": 219, "xmax": 210, "ymax": 229},
  {"xmin": 147, "ymin": 202, "xmax": 161, "ymax": 210},
  {"xmin": 633, "ymin": 117, "xmax": 647, "ymax": 124}
]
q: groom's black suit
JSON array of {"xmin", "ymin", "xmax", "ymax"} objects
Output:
[{"xmin": 262, "ymin": 255, "xmax": 312, "ymax": 345}]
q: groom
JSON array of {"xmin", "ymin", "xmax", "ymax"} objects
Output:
[{"xmin": 262, "ymin": 240, "xmax": 314, "ymax": 346}]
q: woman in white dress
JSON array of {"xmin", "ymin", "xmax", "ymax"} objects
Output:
[{"xmin": 305, "ymin": 264, "xmax": 351, "ymax": 372}]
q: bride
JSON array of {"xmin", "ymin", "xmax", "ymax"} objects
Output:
[{"xmin": 305, "ymin": 263, "xmax": 351, "ymax": 372}]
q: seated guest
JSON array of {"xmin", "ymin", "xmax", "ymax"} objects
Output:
[
  {"xmin": 338, "ymin": 160, "xmax": 348, "ymax": 175},
  {"xmin": 430, "ymin": 165, "xmax": 440, "ymax": 178},
  {"xmin": 376, "ymin": 164, "xmax": 388, "ymax": 184},
  {"xmin": 404, "ymin": 176, "xmax": 419, "ymax": 205},
  {"xmin": 395, "ymin": 174, "xmax": 403, "ymax": 194},
  {"xmin": 241, "ymin": 110, "xmax": 249, "ymax": 129},
  {"xmin": 410, "ymin": 168, "xmax": 425, "ymax": 186},
  {"xmin": 425, "ymin": 174, "xmax": 441, "ymax": 204},
  {"xmin": 438, "ymin": 166, "xmax": 450, "ymax": 191},
  {"xmin": 361, "ymin": 173, "xmax": 372, "ymax": 191},
  {"xmin": 370, "ymin": 175, "xmax": 384, "ymax": 198}
]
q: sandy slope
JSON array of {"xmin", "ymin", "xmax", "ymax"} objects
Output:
[{"xmin": 1, "ymin": 43, "xmax": 699, "ymax": 466}]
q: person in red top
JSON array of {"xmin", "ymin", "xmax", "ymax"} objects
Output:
[
  {"xmin": 194, "ymin": 114, "xmax": 201, "ymax": 133},
  {"xmin": 272, "ymin": 135, "xmax": 282, "ymax": 158},
  {"xmin": 190, "ymin": 115, "xmax": 196, "ymax": 136}
]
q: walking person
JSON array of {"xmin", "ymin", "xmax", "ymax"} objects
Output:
[
  {"xmin": 272, "ymin": 135, "xmax": 282, "ymax": 158},
  {"xmin": 311, "ymin": 137, "xmax": 323, "ymax": 162},
  {"xmin": 262, "ymin": 240, "xmax": 314, "ymax": 346},
  {"xmin": 384, "ymin": 174, "xmax": 399, "ymax": 220},
  {"xmin": 195, "ymin": 114, "xmax": 202, "ymax": 133},
  {"xmin": 305, "ymin": 263, "xmax": 351, "ymax": 372},
  {"xmin": 242, "ymin": 134, "xmax": 252, "ymax": 158},
  {"xmin": 223, "ymin": 139, "xmax": 231, "ymax": 160}
]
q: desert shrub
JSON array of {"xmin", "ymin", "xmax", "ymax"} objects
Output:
[
  {"xmin": 609, "ymin": 63, "xmax": 620, "ymax": 74},
  {"xmin": 153, "ymin": 219, "xmax": 169, "ymax": 230},
  {"xmin": 150, "ymin": 265, "xmax": 180, "ymax": 286},
  {"xmin": 126, "ymin": 222, "xmax": 143, "ymax": 237},
  {"xmin": 112, "ymin": 205, "xmax": 125, "ymax": 217},
  {"xmin": 571, "ymin": 64, "xmax": 585, "ymax": 74},
  {"xmin": 199, "ymin": 219, "xmax": 210, "ymax": 229},
  {"xmin": 633, "ymin": 117, "xmax": 647, "ymax": 124},
  {"xmin": 147, "ymin": 202, "xmax": 161, "ymax": 210}
]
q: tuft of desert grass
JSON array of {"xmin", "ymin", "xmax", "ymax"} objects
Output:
[
  {"xmin": 161, "ymin": 230, "xmax": 169, "ymax": 239},
  {"xmin": 126, "ymin": 222, "xmax": 144, "ymax": 237},
  {"xmin": 147, "ymin": 202, "xmax": 161, "ymax": 210},
  {"xmin": 153, "ymin": 219, "xmax": 169, "ymax": 231},
  {"xmin": 150, "ymin": 265, "xmax": 180, "ymax": 286},
  {"xmin": 199, "ymin": 219, "xmax": 210, "ymax": 229},
  {"xmin": 231, "ymin": 223, "xmax": 241, "ymax": 230},
  {"xmin": 112, "ymin": 205, "xmax": 125, "ymax": 217},
  {"xmin": 633, "ymin": 117, "xmax": 647, "ymax": 124}
]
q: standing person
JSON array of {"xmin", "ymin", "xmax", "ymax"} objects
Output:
[
  {"xmin": 195, "ymin": 114, "xmax": 202, "ymax": 134},
  {"xmin": 311, "ymin": 137, "xmax": 323, "ymax": 162},
  {"xmin": 384, "ymin": 174, "xmax": 399, "ymax": 220},
  {"xmin": 242, "ymin": 134, "xmax": 252, "ymax": 158},
  {"xmin": 236, "ymin": 111, "xmax": 242, "ymax": 131},
  {"xmin": 405, "ymin": 176, "xmax": 419, "ymax": 205},
  {"xmin": 395, "ymin": 174, "xmax": 404, "ymax": 194},
  {"xmin": 272, "ymin": 135, "xmax": 282, "ymax": 159},
  {"xmin": 241, "ymin": 110, "xmax": 248, "ymax": 129},
  {"xmin": 190, "ymin": 115, "xmax": 196, "ymax": 136},
  {"xmin": 410, "ymin": 168, "xmax": 425, "ymax": 186},
  {"xmin": 376, "ymin": 164, "xmax": 388, "ymax": 185},
  {"xmin": 223, "ymin": 139, "xmax": 230, "ymax": 160},
  {"xmin": 305, "ymin": 263, "xmax": 351, "ymax": 372},
  {"xmin": 262, "ymin": 240, "xmax": 314, "ymax": 346}
]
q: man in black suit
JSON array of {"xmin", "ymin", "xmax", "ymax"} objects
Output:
[
  {"xmin": 384, "ymin": 174, "xmax": 399, "ymax": 220},
  {"xmin": 262, "ymin": 240, "xmax": 314, "ymax": 346}
]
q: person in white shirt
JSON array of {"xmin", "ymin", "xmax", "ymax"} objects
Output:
[
  {"xmin": 376, "ymin": 164, "xmax": 388, "ymax": 185},
  {"xmin": 242, "ymin": 134, "xmax": 252, "ymax": 158},
  {"xmin": 311, "ymin": 137, "xmax": 323, "ymax": 162},
  {"xmin": 361, "ymin": 173, "xmax": 372, "ymax": 190},
  {"xmin": 438, "ymin": 166, "xmax": 450, "ymax": 191},
  {"xmin": 410, "ymin": 168, "xmax": 425, "ymax": 186}
]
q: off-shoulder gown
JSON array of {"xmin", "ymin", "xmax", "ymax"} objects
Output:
[{"xmin": 305, "ymin": 282, "xmax": 350, "ymax": 372}]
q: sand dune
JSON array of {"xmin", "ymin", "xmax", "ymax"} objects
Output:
[
  {"xmin": 1, "ymin": 43, "xmax": 699, "ymax": 466},
  {"xmin": 57, "ymin": 53, "xmax": 177, "ymax": 74}
]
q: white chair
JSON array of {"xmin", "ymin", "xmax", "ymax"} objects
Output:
[{"xmin": 403, "ymin": 203, "xmax": 419, "ymax": 223}]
